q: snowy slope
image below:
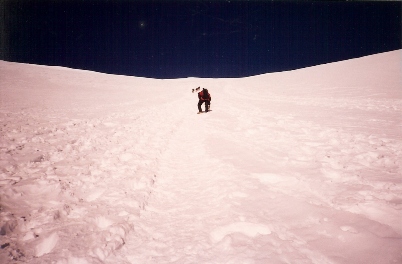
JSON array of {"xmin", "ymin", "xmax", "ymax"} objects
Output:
[{"xmin": 0, "ymin": 50, "xmax": 401, "ymax": 264}]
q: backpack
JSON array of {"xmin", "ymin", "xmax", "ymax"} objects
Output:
[{"xmin": 198, "ymin": 89, "xmax": 210, "ymax": 100}]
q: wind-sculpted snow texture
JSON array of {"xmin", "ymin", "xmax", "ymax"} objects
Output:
[{"xmin": 0, "ymin": 50, "xmax": 401, "ymax": 263}]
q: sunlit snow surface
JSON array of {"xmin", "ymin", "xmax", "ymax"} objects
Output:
[{"xmin": 0, "ymin": 50, "xmax": 401, "ymax": 263}]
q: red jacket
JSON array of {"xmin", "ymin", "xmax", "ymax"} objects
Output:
[{"xmin": 198, "ymin": 90, "xmax": 211, "ymax": 101}]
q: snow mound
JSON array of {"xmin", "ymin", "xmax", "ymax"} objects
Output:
[{"xmin": 0, "ymin": 50, "xmax": 401, "ymax": 263}]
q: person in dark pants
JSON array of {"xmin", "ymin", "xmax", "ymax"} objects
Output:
[{"xmin": 198, "ymin": 88, "xmax": 211, "ymax": 113}]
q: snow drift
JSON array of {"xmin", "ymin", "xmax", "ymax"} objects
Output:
[{"xmin": 0, "ymin": 50, "xmax": 401, "ymax": 263}]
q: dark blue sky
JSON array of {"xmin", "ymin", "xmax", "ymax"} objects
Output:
[{"xmin": 1, "ymin": 1, "xmax": 400, "ymax": 78}]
